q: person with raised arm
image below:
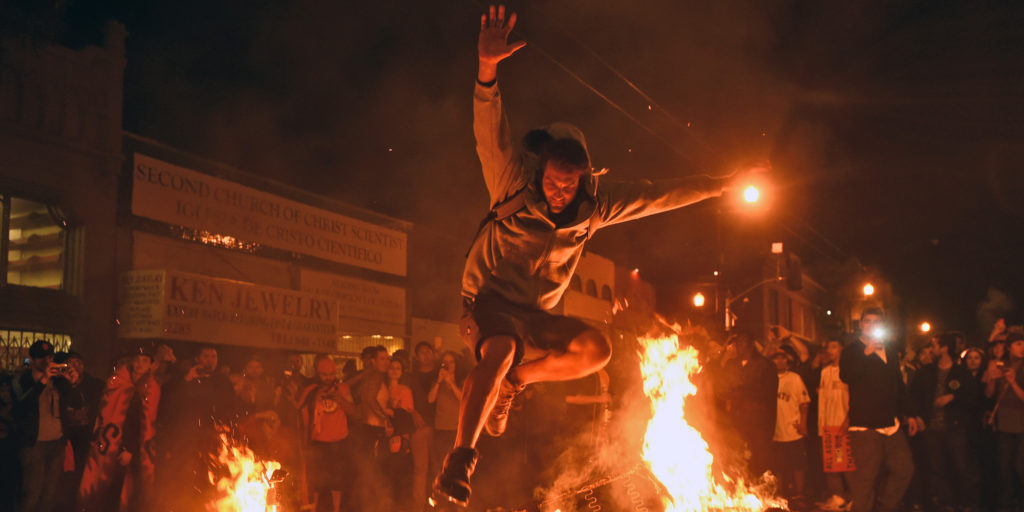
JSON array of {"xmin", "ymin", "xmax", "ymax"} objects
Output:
[{"xmin": 432, "ymin": 5, "xmax": 767, "ymax": 507}]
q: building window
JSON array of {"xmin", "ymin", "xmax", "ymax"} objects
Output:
[
  {"xmin": 600, "ymin": 285, "xmax": 612, "ymax": 301},
  {"xmin": 585, "ymin": 279, "xmax": 598, "ymax": 297},
  {"xmin": 569, "ymin": 275, "xmax": 582, "ymax": 292},
  {"xmin": 2, "ymin": 196, "xmax": 68, "ymax": 289}
]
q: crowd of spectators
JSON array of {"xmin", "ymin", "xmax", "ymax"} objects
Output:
[
  {"xmin": 0, "ymin": 337, "xmax": 484, "ymax": 512},
  {"xmin": 705, "ymin": 311, "xmax": 1024, "ymax": 512},
  {"xmin": 3, "ymin": 311, "xmax": 1023, "ymax": 512}
]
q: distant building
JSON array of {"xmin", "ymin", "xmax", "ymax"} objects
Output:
[
  {"xmin": 731, "ymin": 252, "xmax": 827, "ymax": 346},
  {"xmin": 118, "ymin": 135, "xmax": 412, "ymax": 364},
  {"xmin": 564, "ymin": 252, "xmax": 616, "ymax": 326},
  {"xmin": 0, "ymin": 23, "xmax": 415, "ymax": 371},
  {"xmin": 0, "ymin": 24, "xmax": 126, "ymax": 369}
]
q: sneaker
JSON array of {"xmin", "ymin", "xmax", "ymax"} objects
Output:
[
  {"xmin": 484, "ymin": 375, "xmax": 525, "ymax": 437},
  {"xmin": 431, "ymin": 447, "xmax": 479, "ymax": 507},
  {"xmin": 815, "ymin": 495, "xmax": 851, "ymax": 512}
]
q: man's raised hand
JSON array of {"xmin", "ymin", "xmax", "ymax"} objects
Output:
[{"xmin": 478, "ymin": 4, "xmax": 526, "ymax": 83}]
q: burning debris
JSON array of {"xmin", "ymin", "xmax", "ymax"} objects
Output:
[
  {"xmin": 507, "ymin": 333, "xmax": 787, "ymax": 512},
  {"xmin": 206, "ymin": 433, "xmax": 290, "ymax": 512},
  {"xmin": 638, "ymin": 334, "xmax": 785, "ymax": 512}
]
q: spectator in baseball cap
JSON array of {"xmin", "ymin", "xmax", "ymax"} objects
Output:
[{"xmin": 12, "ymin": 340, "xmax": 65, "ymax": 512}]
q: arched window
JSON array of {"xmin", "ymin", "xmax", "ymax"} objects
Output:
[
  {"xmin": 569, "ymin": 275, "xmax": 582, "ymax": 292},
  {"xmin": 3, "ymin": 196, "xmax": 68, "ymax": 289},
  {"xmin": 585, "ymin": 279, "xmax": 598, "ymax": 297},
  {"xmin": 600, "ymin": 285, "xmax": 612, "ymax": 301}
]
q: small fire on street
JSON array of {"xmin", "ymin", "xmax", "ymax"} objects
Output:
[
  {"xmin": 206, "ymin": 433, "xmax": 283, "ymax": 512},
  {"xmin": 638, "ymin": 334, "xmax": 786, "ymax": 512}
]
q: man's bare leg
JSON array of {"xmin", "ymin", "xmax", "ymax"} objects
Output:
[
  {"xmin": 433, "ymin": 336, "xmax": 516, "ymax": 506},
  {"xmin": 453, "ymin": 329, "xmax": 611, "ymax": 448},
  {"xmin": 515, "ymin": 328, "xmax": 611, "ymax": 386},
  {"xmin": 453, "ymin": 335, "xmax": 517, "ymax": 448},
  {"xmin": 433, "ymin": 330, "xmax": 611, "ymax": 506}
]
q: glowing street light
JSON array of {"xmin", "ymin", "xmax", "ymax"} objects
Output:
[
  {"xmin": 743, "ymin": 185, "xmax": 760, "ymax": 203},
  {"xmin": 920, "ymin": 321, "xmax": 932, "ymax": 333},
  {"xmin": 862, "ymin": 283, "xmax": 875, "ymax": 297},
  {"xmin": 692, "ymin": 292, "xmax": 706, "ymax": 308}
]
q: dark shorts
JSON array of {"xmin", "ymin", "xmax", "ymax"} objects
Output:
[
  {"xmin": 459, "ymin": 291, "xmax": 591, "ymax": 366},
  {"xmin": 309, "ymin": 439, "xmax": 352, "ymax": 491}
]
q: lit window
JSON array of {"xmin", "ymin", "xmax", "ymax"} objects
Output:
[{"xmin": 4, "ymin": 196, "xmax": 68, "ymax": 289}]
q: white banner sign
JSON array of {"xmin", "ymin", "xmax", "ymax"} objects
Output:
[
  {"xmin": 118, "ymin": 270, "xmax": 340, "ymax": 353},
  {"xmin": 117, "ymin": 270, "xmax": 166, "ymax": 338},
  {"xmin": 300, "ymin": 268, "xmax": 405, "ymax": 326},
  {"xmin": 131, "ymin": 153, "xmax": 407, "ymax": 276}
]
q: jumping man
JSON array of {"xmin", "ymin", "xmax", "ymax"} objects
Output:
[{"xmin": 432, "ymin": 5, "xmax": 765, "ymax": 507}]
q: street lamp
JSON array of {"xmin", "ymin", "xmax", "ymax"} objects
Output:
[
  {"xmin": 743, "ymin": 185, "xmax": 760, "ymax": 203},
  {"xmin": 920, "ymin": 321, "xmax": 932, "ymax": 333},
  {"xmin": 716, "ymin": 169, "xmax": 771, "ymax": 331},
  {"xmin": 862, "ymin": 283, "xmax": 875, "ymax": 297},
  {"xmin": 693, "ymin": 292, "xmax": 706, "ymax": 308}
]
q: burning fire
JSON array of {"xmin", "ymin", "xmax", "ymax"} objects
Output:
[
  {"xmin": 639, "ymin": 334, "xmax": 785, "ymax": 512},
  {"xmin": 207, "ymin": 433, "xmax": 282, "ymax": 512}
]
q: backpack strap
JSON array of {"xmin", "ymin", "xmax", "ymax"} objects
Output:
[{"xmin": 465, "ymin": 185, "xmax": 529, "ymax": 257}]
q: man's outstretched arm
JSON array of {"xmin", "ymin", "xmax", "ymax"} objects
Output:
[
  {"xmin": 474, "ymin": 5, "xmax": 527, "ymax": 206},
  {"xmin": 594, "ymin": 165, "xmax": 768, "ymax": 229}
]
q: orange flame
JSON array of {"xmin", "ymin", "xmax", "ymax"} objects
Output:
[
  {"xmin": 639, "ymin": 334, "xmax": 785, "ymax": 512},
  {"xmin": 207, "ymin": 434, "xmax": 282, "ymax": 512}
]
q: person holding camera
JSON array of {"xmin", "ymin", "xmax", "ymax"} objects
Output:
[
  {"xmin": 839, "ymin": 308, "xmax": 923, "ymax": 512},
  {"xmin": 155, "ymin": 345, "xmax": 237, "ymax": 511},
  {"xmin": 984, "ymin": 332, "xmax": 1024, "ymax": 511},
  {"xmin": 429, "ymin": 351, "xmax": 463, "ymax": 491},
  {"xmin": 10, "ymin": 340, "xmax": 66, "ymax": 512},
  {"xmin": 52, "ymin": 351, "xmax": 103, "ymax": 510},
  {"xmin": 298, "ymin": 355, "xmax": 357, "ymax": 512},
  {"xmin": 408, "ymin": 341, "xmax": 439, "ymax": 510}
]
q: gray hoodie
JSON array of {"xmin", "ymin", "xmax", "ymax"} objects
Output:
[{"xmin": 462, "ymin": 82, "xmax": 722, "ymax": 310}]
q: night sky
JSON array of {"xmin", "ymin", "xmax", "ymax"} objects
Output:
[{"xmin": 63, "ymin": 1, "xmax": 1024, "ymax": 338}]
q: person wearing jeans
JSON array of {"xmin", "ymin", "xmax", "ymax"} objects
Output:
[{"xmin": 11, "ymin": 340, "xmax": 64, "ymax": 512}]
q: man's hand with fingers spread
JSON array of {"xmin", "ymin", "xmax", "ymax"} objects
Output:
[{"xmin": 478, "ymin": 4, "xmax": 526, "ymax": 83}]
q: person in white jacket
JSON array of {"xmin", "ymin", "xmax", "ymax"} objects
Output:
[{"xmin": 818, "ymin": 339, "xmax": 853, "ymax": 511}]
